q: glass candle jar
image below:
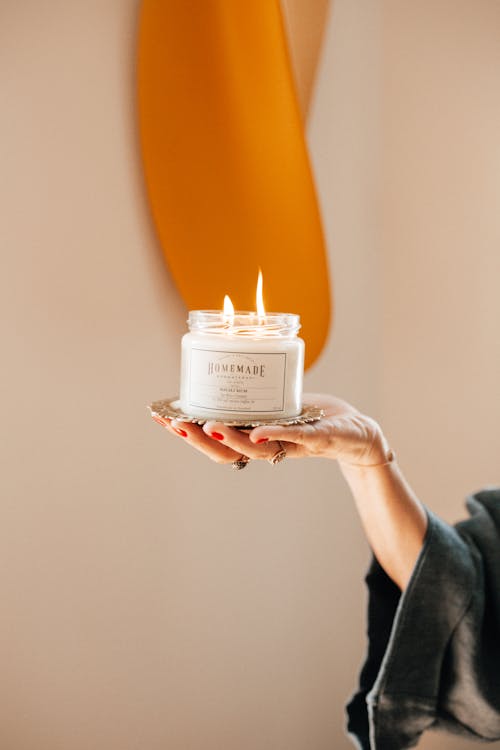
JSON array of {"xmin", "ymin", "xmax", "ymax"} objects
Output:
[{"xmin": 179, "ymin": 310, "xmax": 305, "ymax": 420}]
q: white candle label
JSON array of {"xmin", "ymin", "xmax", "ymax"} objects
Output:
[{"xmin": 188, "ymin": 348, "xmax": 287, "ymax": 413}]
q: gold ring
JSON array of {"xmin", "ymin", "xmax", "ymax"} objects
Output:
[
  {"xmin": 232, "ymin": 455, "xmax": 250, "ymax": 471},
  {"xmin": 268, "ymin": 441, "xmax": 287, "ymax": 466}
]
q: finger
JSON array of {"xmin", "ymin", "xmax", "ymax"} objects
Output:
[
  {"xmin": 248, "ymin": 422, "xmax": 320, "ymax": 446},
  {"xmin": 202, "ymin": 422, "xmax": 272, "ymax": 460},
  {"xmin": 203, "ymin": 422, "xmax": 304, "ymax": 460},
  {"xmin": 168, "ymin": 420, "xmax": 240, "ymax": 464}
]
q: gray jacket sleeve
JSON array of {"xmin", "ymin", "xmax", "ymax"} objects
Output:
[{"xmin": 346, "ymin": 488, "xmax": 500, "ymax": 750}]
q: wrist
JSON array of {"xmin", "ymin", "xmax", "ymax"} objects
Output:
[
  {"xmin": 339, "ymin": 449, "xmax": 396, "ymax": 481},
  {"xmin": 338, "ymin": 418, "xmax": 393, "ymax": 469}
]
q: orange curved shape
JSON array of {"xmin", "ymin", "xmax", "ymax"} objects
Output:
[{"xmin": 137, "ymin": 0, "xmax": 331, "ymax": 368}]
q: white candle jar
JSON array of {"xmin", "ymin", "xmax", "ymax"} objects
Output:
[{"xmin": 180, "ymin": 310, "xmax": 305, "ymax": 420}]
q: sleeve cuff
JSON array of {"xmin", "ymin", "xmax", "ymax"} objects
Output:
[{"xmin": 347, "ymin": 509, "xmax": 476, "ymax": 750}]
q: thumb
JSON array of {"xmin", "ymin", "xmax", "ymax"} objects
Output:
[{"xmin": 249, "ymin": 422, "xmax": 318, "ymax": 446}]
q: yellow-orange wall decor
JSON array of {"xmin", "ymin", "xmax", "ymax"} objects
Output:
[{"xmin": 137, "ymin": 0, "xmax": 332, "ymax": 369}]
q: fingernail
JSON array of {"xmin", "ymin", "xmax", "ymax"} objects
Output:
[
  {"xmin": 152, "ymin": 415, "xmax": 170, "ymax": 427},
  {"xmin": 210, "ymin": 432, "xmax": 224, "ymax": 441},
  {"xmin": 173, "ymin": 426, "xmax": 188, "ymax": 437},
  {"xmin": 256, "ymin": 437, "xmax": 269, "ymax": 444}
]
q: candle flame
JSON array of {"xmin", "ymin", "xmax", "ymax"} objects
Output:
[
  {"xmin": 223, "ymin": 294, "xmax": 235, "ymax": 324},
  {"xmin": 256, "ymin": 269, "xmax": 266, "ymax": 321}
]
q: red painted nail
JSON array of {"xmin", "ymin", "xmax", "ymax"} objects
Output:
[
  {"xmin": 210, "ymin": 432, "xmax": 224, "ymax": 441},
  {"xmin": 256, "ymin": 437, "xmax": 269, "ymax": 443},
  {"xmin": 173, "ymin": 427, "xmax": 188, "ymax": 437},
  {"xmin": 152, "ymin": 415, "xmax": 170, "ymax": 427}
]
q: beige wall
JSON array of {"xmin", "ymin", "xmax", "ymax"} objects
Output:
[
  {"xmin": 1, "ymin": 2, "xmax": 499, "ymax": 749},
  {"xmin": 380, "ymin": 0, "xmax": 500, "ymax": 514}
]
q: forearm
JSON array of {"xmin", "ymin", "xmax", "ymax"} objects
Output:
[{"xmin": 339, "ymin": 458, "xmax": 428, "ymax": 590}]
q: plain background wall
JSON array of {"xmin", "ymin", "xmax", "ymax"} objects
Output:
[
  {"xmin": 380, "ymin": 0, "xmax": 500, "ymax": 521},
  {"xmin": 1, "ymin": 1, "xmax": 499, "ymax": 749}
]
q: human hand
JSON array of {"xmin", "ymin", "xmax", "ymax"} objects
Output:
[{"xmin": 151, "ymin": 393, "xmax": 389, "ymax": 468}]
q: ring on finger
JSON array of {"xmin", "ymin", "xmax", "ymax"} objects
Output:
[
  {"xmin": 232, "ymin": 454, "xmax": 250, "ymax": 471},
  {"xmin": 268, "ymin": 441, "xmax": 287, "ymax": 466}
]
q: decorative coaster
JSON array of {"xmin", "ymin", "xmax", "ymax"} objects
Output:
[{"xmin": 148, "ymin": 398, "xmax": 324, "ymax": 429}]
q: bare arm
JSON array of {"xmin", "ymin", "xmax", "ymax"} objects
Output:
[{"xmin": 339, "ymin": 459, "xmax": 428, "ymax": 590}]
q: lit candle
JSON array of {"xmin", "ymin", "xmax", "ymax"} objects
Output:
[{"xmin": 179, "ymin": 272, "xmax": 304, "ymax": 420}]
